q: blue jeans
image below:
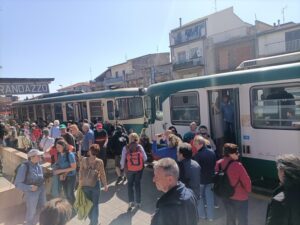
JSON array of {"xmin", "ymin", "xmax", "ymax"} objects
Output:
[
  {"xmin": 51, "ymin": 175, "xmax": 62, "ymax": 198},
  {"xmin": 24, "ymin": 185, "xmax": 46, "ymax": 225},
  {"xmin": 198, "ymin": 183, "xmax": 214, "ymax": 220},
  {"xmin": 82, "ymin": 182, "xmax": 100, "ymax": 225},
  {"xmin": 127, "ymin": 170, "xmax": 143, "ymax": 203},
  {"xmin": 223, "ymin": 198, "xmax": 248, "ymax": 225},
  {"xmin": 61, "ymin": 175, "xmax": 76, "ymax": 205}
]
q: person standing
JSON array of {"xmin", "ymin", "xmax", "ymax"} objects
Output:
[
  {"xmin": 53, "ymin": 140, "xmax": 77, "ymax": 205},
  {"xmin": 120, "ymin": 133, "xmax": 147, "ymax": 211},
  {"xmin": 151, "ymin": 158, "xmax": 198, "ymax": 225},
  {"xmin": 81, "ymin": 123, "xmax": 94, "ymax": 157},
  {"xmin": 183, "ymin": 121, "xmax": 198, "ymax": 143},
  {"xmin": 193, "ymin": 135, "xmax": 216, "ymax": 221},
  {"xmin": 50, "ymin": 120, "xmax": 61, "ymax": 139},
  {"xmin": 177, "ymin": 143, "xmax": 201, "ymax": 200},
  {"xmin": 69, "ymin": 124, "xmax": 84, "ymax": 152},
  {"xmin": 111, "ymin": 126, "xmax": 128, "ymax": 184},
  {"xmin": 15, "ymin": 149, "xmax": 46, "ymax": 225},
  {"xmin": 215, "ymin": 143, "xmax": 251, "ymax": 225},
  {"xmin": 94, "ymin": 123, "xmax": 108, "ymax": 168},
  {"xmin": 79, "ymin": 144, "xmax": 108, "ymax": 225},
  {"xmin": 39, "ymin": 128, "xmax": 55, "ymax": 153},
  {"xmin": 221, "ymin": 95, "xmax": 235, "ymax": 143},
  {"xmin": 60, "ymin": 124, "xmax": 76, "ymax": 149},
  {"xmin": 265, "ymin": 154, "xmax": 300, "ymax": 225},
  {"xmin": 30, "ymin": 123, "xmax": 42, "ymax": 149}
]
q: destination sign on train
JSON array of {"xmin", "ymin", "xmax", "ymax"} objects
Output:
[{"xmin": 0, "ymin": 83, "xmax": 50, "ymax": 95}]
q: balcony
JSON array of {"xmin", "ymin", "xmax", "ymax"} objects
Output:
[
  {"xmin": 103, "ymin": 76, "xmax": 125, "ymax": 86},
  {"xmin": 126, "ymin": 72, "xmax": 142, "ymax": 81},
  {"xmin": 173, "ymin": 57, "xmax": 204, "ymax": 71}
]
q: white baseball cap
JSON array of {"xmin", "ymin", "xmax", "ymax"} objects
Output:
[{"xmin": 27, "ymin": 149, "xmax": 44, "ymax": 158}]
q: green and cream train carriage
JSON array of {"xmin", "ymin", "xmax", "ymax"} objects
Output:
[
  {"xmin": 146, "ymin": 62, "xmax": 300, "ymax": 188},
  {"xmin": 12, "ymin": 88, "xmax": 147, "ymax": 134}
]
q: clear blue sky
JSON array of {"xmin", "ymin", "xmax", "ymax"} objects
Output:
[{"xmin": 1, "ymin": 0, "xmax": 300, "ymax": 96}]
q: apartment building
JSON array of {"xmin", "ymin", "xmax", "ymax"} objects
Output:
[{"xmin": 94, "ymin": 53, "xmax": 171, "ymax": 90}]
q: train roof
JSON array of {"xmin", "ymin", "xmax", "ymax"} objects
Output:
[
  {"xmin": 147, "ymin": 62, "xmax": 300, "ymax": 101},
  {"xmin": 12, "ymin": 88, "xmax": 146, "ymax": 106}
]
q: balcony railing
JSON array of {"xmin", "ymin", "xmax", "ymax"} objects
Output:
[
  {"xmin": 173, "ymin": 57, "xmax": 204, "ymax": 71},
  {"xmin": 103, "ymin": 76, "xmax": 125, "ymax": 86}
]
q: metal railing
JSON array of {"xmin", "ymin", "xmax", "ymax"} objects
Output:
[{"xmin": 173, "ymin": 57, "xmax": 204, "ymax": 71}]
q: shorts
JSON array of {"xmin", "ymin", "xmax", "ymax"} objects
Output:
[{"xmin": 114, "ymin": 155, "xmax": 121, "ymax": 168}]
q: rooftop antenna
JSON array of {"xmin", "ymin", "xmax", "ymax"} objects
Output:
[
  {"xmin": 281, "ymin": 5, "xmax": 287, "ymax": 23},
  {"xmin": 89, "ymin": 67, "xmax": 92, "ymax": 80},
  {"xmin": 214, "ymin": 0, "xmax": 217, "ymax": 12}
]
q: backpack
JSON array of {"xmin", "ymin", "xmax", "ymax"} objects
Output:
[
  {"xmin": 212, "ymin": 160, "xmax": 236, "ymax": 198},
  {"xmin": 12, "ymin": 161, "xmax": 30, "ymax": 184},
  {"xmin": 126, "ymin": 143, "xmax": 144, "ymax": 172}
]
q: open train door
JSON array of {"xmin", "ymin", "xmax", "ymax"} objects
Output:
[{"xmin": 208, "ymin": 88, "xmax": 241, "ymax": 157}]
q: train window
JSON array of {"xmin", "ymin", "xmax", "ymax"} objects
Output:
[
  {"xmin": 144, "ymin": 96, "xmax": 152, "ymax": 118},
  {"xmin": 66, "ymin": 103, "xmax": 75, "ymax": 121},
  {"xmin": 90, "ymin": 101, "xmax": 103, "ymax": 122},
  {"xmin": 170, "ymin": 91, "xmax": 200, "ymax": 125},
  {"xmin": 36, "ymin": 105, "xmax": 43, "ymax": 121},
  {"xmin": 107, "ymin": 101, "xmax": 114, "ymax": 120},
  {"xmin": 54, "ymin": 103, "xmax": 63, "ymax": 122},
  {"xmin": 155, "ymin": 96, "xmax": 163, "ymax": 121},
  {"xmin": 116, "ymin": 97, "xmax": 143, "ymax": 120},
  {"xmin": 28, "ymin": 106, "xmax": 34, "ymax": 121},
  {"xmin": 21, "ymin": 107, "xmax": 28, "ymax": 122},
  {"xmin": 251, "ymin": 84, "xmax": 300, "ymax": 130},
  {"xmin": 44, "ymin": 104, "xmax": 53, "ymax": 122}
]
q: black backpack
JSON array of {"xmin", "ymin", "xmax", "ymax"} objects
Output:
[{"xmin": 212, "ymin": 160, "xmax": 236, "ymax": 198}]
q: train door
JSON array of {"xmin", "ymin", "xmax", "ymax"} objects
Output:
[{"xmin": 208, "ymin": 88, "xmax": 241, "ymax": 156}]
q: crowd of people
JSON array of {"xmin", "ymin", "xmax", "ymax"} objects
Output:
[{"xmin": 0, "ymin": 118, "xmax": 299, "ymax": 225}]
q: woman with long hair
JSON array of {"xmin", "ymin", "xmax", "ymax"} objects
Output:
[
  {"xmin": 265, "ymin": 154, "xmax": 300, "ymax": 225},
  {"xmin": 53, "ymin": 140, "xmax": 77, "ymax": 205},
  {"xmin": 79, "ymin": 144, "xmax": 108, "ymax": 225}
]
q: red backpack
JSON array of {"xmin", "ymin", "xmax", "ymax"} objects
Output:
[{"xmin": 126, "ymin": 143, "xmax": 144, "ymax": 172}]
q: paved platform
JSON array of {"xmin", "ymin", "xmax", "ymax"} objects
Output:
[{"xmin": 0, "ymin": 167, "xmax": 270, "ymax": 225}]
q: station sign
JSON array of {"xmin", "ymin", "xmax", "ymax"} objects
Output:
[{"xmin": 0, "ymin": 82, "xmax": 50, "ymax": 95}]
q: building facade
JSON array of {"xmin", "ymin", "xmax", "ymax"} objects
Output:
[
  {"xmin": 94, "ymin": 53, "xmax": 171, "ymax": 90},
  {"xmin": 170, "ymin": 7, "xmax": 253, "ymax": 78},
  {"xmin": 257, "ymin": 22, "xmax": 300, "ymax": 57}
]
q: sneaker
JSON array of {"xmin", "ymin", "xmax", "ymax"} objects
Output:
[
  {"xmin": 116, "ymin": 176, "xmax": 123, "ymax": 185},
  {"xmin": 127, "ymin": 202, "xmax": 134, "ymax": 212},
  {"xmin": 208, "ymin": 219, "xmax": 214, "ymax": 222},
  {"xmin": 214, "ymin": 205, "xmax": 220, "ymax": 209},
  {"xmin": 123, "ymin": 176, "xmax": 127, "ymax": 182}
]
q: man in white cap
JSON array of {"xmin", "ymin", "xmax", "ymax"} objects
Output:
[{"xmin": 15, "ymin": 149, "xmax": 46, "ymax": 225}]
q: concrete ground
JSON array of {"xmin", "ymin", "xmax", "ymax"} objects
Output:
[{"xmin": 0, "ymin": 167, "xmax": 270, "ymax": 225}]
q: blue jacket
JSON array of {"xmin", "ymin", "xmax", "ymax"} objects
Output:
[
  {"xmin": 151, "ymin": 182, "xmax": 198, "ymax": 225},
  {"xmin": 178, "ymin": 159, "xmax": 201, "ymax": 199},
  {"xmin": 15, "ymin": 161, "xmax": 45, "ymax": 192},
  {"xmin": 193, "ymin": 146, "xmax": 216, "ymax": 184},
  {"xmin": 152, "ymin": 140, "xmax": 177, "ymax": 160}
]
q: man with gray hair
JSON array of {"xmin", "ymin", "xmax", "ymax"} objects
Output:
[
  {"xmin": 81, "ymin": 123, "xmax": 94, "ymax": 157},
  {"xmin": 151, "ymin": 158, "xmax": 198, "ymax": 225}
]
